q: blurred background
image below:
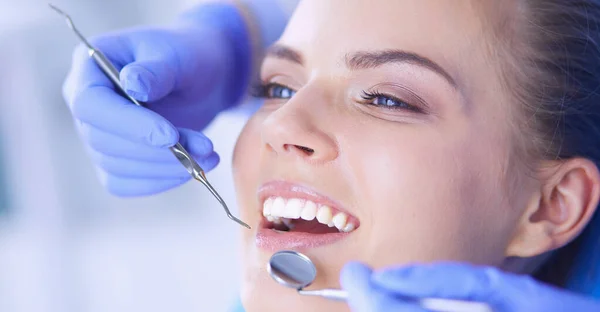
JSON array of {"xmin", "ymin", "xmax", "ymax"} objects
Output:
[{"xmin": 0, "ymin": 0, "xmax": 250, "ymax": 311}]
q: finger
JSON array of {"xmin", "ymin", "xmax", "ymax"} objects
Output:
[
  {"xmin": 120, "ymin": 28, "xmax": 225, "ymax": 102},
  {"xmin": 81, "ymin": 123, "xmax": 175, "ymax": 161},
  {"xmin": 373, "ymin": 263, "xmax": 600, "ymax": 312},
  {"xmin": 120, "ymin": 59, "xmax": 175, "ymax": 103},
  {"xmin": 372, "ymin": 263, "xmax": 511, "ymax": 303},
  {"xmin": 71, "ymin": 85, "xmax": 179, "ymax": 147},
  {"xmin": 63, "ymin": 34, "xmax": 177, "ymax": 147},
  {"xmin": 97, "ymin": 169, "xmax": 190, "ymax": 197},
  {"xmin": 63, "ymin": 42, "xmax": 117, "ymax": 105},
  {"xmin": 340, "ymin": 262, "xmax": 428, "ymax": 312},
  {"xmin": 82, "ymin": 124, "xmax": 215, "ymax": 162},
  {"xmin": 63, "ymin": 33, "xmax": 139, "ymax": 102},
  {"xmin": 91, "ymin": 150, "xmax": 220, "ymax": 179}
]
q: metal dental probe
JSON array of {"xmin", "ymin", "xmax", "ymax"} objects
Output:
[{"xmin": 49, "ymin": 3, "xmax": 250, "ymax": 229}]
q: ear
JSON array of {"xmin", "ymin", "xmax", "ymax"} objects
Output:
[{"xmin": 506, "ymin": 158, "xmax": 600, "ymax": 258}]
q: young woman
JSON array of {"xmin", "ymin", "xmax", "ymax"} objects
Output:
[
  {"xmin": 232, "ymin": 1, "xmax": 600, "ymax": 310},
  {"xmin": 63, "ymin": 0, "xmax": 600, "ymax": 311}
]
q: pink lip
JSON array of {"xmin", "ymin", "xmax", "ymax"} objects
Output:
[
  {"xmin": 256, "ymin": 224, "xmax": 351, "ymax": 251},
  {"xmin": 255, "ymin": 180, "xmax": 359, "ymax": 251}
]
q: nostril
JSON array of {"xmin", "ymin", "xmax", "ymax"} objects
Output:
[
  {"xmin": 296, "ymin": 145, "xmax": 314, "ymax": 154},
  {"xmin": 283, "ymin": 144, "xmax": 315, "ymax": 156}
]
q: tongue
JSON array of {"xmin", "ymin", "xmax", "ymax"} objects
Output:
[{"xmin": 290, "ymin": 219, "xmax": 339, "ymax": 234}]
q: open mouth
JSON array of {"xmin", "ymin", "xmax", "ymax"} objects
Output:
[
  {"xmin": 255, "ymin": 181, "xmax": 360, "ymax": 250},
  {"xmin": 261, "ymin": 197, "xmax": 359, "ymax": 234}
]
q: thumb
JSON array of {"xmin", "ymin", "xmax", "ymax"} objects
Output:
[
  {"xmin": 120, "ymin": 60, "xmax": 176, "ymax": 102},
  {"xmin": 371, "ymin": 263, "xmax": 530, "ymax": 310},
  {"xmin": 371, "ymin": 262, "xmax": 600, "ymax": 311},
  {"xmin": 120, "ymin": 27, "xmax": 227, "ymax": 103},
  {"xmin": 372, "ymin": 263, "xmax": 509, "ymax": 300}
]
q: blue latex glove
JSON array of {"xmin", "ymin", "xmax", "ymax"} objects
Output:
[
  {"xmin": 341, "ymin": 262, "xmax": 600, "ymax": 312},
  {"xmin": 62, "ymin": 3, "xmax": 252, "ymax": 196}
]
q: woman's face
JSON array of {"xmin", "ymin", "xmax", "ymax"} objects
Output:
[{"xmin": 233, "ymin": 0, "xmax": 529, "ymax": 311}]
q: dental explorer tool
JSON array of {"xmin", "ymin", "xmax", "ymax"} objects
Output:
[
  {"xmin": 49, "ymin": 3, "xmax": 250, "ymax": 229},
  {"xmin": 268, "ymin": 251, "xmax": 494, "ymax": 312}
]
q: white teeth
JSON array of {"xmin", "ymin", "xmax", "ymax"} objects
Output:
[
  {"xmin": 316, "ymin": 206, "xmax": 333, "ymax": 225},
  {"xmin": 285, "ymin": 198, "xmax": 304, "ymax": 219},
  {"xmin": 271, "ymin": 197, "xmax": 286, "ymax": 217},
  {"xmin": 263, "ymin": 197, "xmax": 273, "ymax": 217},
  {"xmin": 332, "ymin": 213, "xmax": 348, "ymax": 231},
  {"xmin": 262, "ymin": 197, "xmax": 357, "ymax": 233},
  {"xmin": 300, "ymin": 201, "xmax": 318, "ymax": 220},
  {"xmin": 342, "ymin": 223, "xmax": 355, "ymax": 233}
]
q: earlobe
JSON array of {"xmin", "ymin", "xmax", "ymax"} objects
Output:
[{"xmin": 506, "ymin": 159, "xmax": 600, "ymax": 258}]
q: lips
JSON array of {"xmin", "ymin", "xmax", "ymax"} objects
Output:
[{"xmin": 255, "ymin": 180, "xmax": 360, "ymax": 251}]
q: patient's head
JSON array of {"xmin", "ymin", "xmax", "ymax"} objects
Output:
[{"xmin": 232, "ymin": 0, "xmax": 600, "ymax": 311}]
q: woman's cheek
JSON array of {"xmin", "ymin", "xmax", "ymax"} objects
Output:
[
  {"xmin": 340, "ymin": 127, "xmax": 494, "ymax": 264},
  {"xmin": 233, "ymin": 114, "xmax": 265, "ymax": 220}
]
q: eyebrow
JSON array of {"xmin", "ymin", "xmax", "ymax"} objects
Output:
[
  {"xmin": 265, "ymin": 44, "xmax": 457, "ymax": 89},
  {"xmin": 266, "ymin": 44, "xmax": 304, "ymax": 65},
  {"xmin": 346, "ymin": 50, "xmax": 457, "ymax": 88}
]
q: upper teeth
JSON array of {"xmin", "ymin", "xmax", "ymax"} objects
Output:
[{"xmin": 263, "ymin": 197, "xmax": 356, "ymax": 232}]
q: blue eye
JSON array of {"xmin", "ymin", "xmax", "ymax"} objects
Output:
[
  {"xmin": 373, "ymin": 96, "xmax": 401, "ymax": 107},
  {"xmin": 251, "ymin": 82, "xmax": 296, "ymax": 99},
  {"xmin": 269, "ymin": 84, "xmax": 296, "ymax": 98},
  {"xmin": 360, "ymin": 91, "xmax": 420, "ymax": 112}
]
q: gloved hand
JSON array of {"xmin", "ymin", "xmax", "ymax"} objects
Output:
[
  {"xmin": 62, "ymin": 3, "xmax": 252, "ymax": 196},
  {"xmin": 340, "ymin": 262, "xmax": 600, "ymax": 312}
]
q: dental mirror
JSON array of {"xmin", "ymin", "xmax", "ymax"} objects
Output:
[
  {"xmin": 268, "ymin": 250, "xmax": 317, "ymax": 289},
  {"xmin": 268, "ymin": 250, "xmax": 493, "ymax": 312}
]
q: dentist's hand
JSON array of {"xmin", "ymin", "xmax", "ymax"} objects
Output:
[
  {"xmin": 341, "ymin": 262, "xmax": 600, "ymax": 312},
  {"xmin": 62, "ymin": 3, "xmax": 252, "ymax": 196}
]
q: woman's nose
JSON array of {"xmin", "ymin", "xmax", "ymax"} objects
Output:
[{"xmin": 261, "ymin": 104, "xmax": 338, "ymax": 164}]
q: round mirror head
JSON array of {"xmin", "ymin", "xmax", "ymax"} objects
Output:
[{"xmin": 268, "ymin": 250, "xmax": 317, "ymax": 290}]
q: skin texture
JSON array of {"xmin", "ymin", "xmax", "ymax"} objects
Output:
[{"xmin": 231, "ymin": 0, "xmax": 600, "ymax": 311}]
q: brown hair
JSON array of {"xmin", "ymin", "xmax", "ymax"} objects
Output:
[{"xmin": 494, "ymin": 1, "xmax": 600, "ymax": 288}]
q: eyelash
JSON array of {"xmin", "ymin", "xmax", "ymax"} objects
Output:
[
  {"xmin": 251, "ymin": 82, "xmax": 421, "ymax": 113},
  {"xmin": 359, "ymin": 90, "xmax": 421, "ymax": 112}
]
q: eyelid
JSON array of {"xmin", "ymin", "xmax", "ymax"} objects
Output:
[
  {"xmin": 260, "ymin": 73, "xmax": 303, "ymax": 92},
  {"xmin": 260, "ymin": 56, "xmax": 305, "ymax": 86},
  {"xmin": 366, "ymin": 83, "xmax": 431, "ymax": 113}
]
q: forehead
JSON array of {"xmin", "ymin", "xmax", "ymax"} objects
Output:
[{"xmin": 280, "ymin": 0, "xmax": 497, "ymax": 86}]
